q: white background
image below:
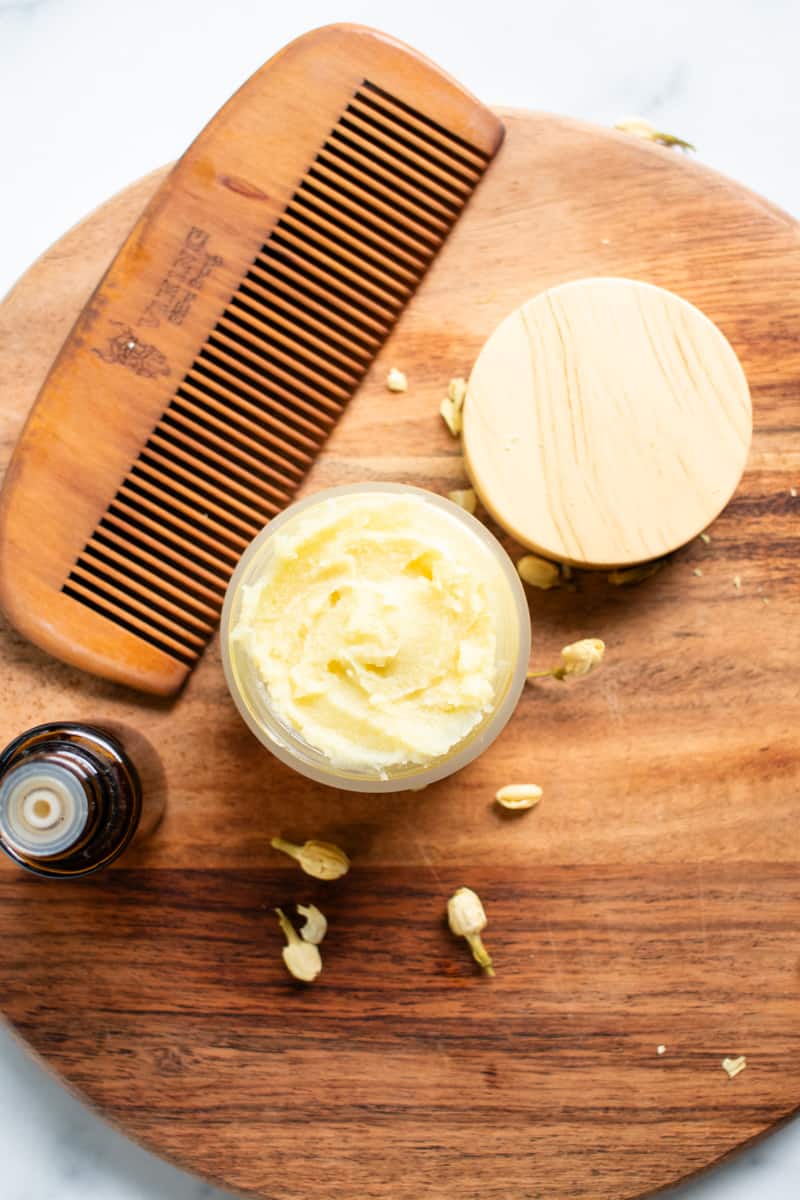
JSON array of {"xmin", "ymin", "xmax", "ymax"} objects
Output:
[{"xmin": 1, "ymin": 0, "xmax": 798, "ymax": 1197}]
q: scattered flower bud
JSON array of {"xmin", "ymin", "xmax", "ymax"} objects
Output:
[
  {"xmin": 722, "ymin": 1055, "xmax": 747, "ymax": 1079},
  {"xmin": 447, "ymin": 887, "xmax": 495, "ymax": 977},
  {"xmin": 297, "ymin": 903, "xmax": 328, "ymax": 945},
  {"xmin": 495, "ymin": 783, "xmax": 542, "ymax": 811},
  {"xmin": 557, "ymin": 638, "xmax": 605, "ymax": 678},
  {"xmin": 608, "ymin": 561, "xmax": 663, "ymax": 586},
  {"xmin": 275, "ymin": 908, "xmax": 322, "ymax": 982},
  {"xmin": 517, "ymin": 554, "xmax": 560, "ymax": 590},
  {"xmin": 657, "ymin": 1045, "xmax": 667, "ymax": 1056},
  {"xmin": 440, "ymin": 396, "xmax": 463, "ymax": 437},
  {"xmin": 733, "ymin": 575, "xmax": 742, "ymax": 591},
  {"xmin": 699, "ymin": 532, "xmax": 711, "ymax": 544},
  {"xmin": 447, "ymin": 377, "xmax": 468, "ymax": 410},
  {"xmin": 527, "ymin": 638, "xmax": 606, "ymax": 682},
  {"xmin": 270, "ymin": 837, "xmax": 350, "ymax": 880},
  {"xmin": 386, "ymin": 367, "xmax": 408, "ymax": 393},
  {"xmin": 448, "ymin": 487, "xmax": 478, "ymax": 514},
  {"xmin": 614, "ymin": 115, "xmax": 695, "ymax": 152}
]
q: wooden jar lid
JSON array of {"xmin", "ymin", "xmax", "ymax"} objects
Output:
[{"xmin": 462, "ymin": 277, "xmax": 752, "ymax": 568}]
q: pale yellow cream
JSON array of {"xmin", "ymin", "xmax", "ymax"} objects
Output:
[{"xmin": 232, "ymin": 493, "xmax": 500, "ymax": 772}]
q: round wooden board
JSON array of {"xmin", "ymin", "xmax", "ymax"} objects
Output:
[{"xmin": 1, "ymin": 112, "xmax": 799, "ymax": 1200}]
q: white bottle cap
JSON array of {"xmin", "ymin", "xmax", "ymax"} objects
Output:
[{"xmin": 0, "ymin": 761, "xmax": 88, "ymax": 858}]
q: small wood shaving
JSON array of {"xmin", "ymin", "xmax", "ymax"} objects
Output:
[
  {"xmin": 440, "ymin": 396, "xmax": 462, "ymax": 437},
  {"xmin": 517, "ymin": 554, "xmax": 560, "ymax": 590},
  {"xmin": 722, "ymin": 1055, "xmax": 747, "ymax": 1079},
  {"xmin": 608, "ymin": 561, "xmax": 663, "ymax": 586},
  {"xmin": 386, "ymin": 367, "xmax": 408, "ymax": 393},
  {"xmin": 733, "ymin": 575, "xmax": 742, "ymax": 591},
  {"xmin": 495, "ymin": 783, "xmax": 542, "ymax": 811},
  {"xmin": 699, "ymin": 532, "xmax": 711, "ymax": 544},
  {"xmin": 657, "ymin": 1045, "xmax": 667, "ymax": 1056},
  {"xmin": 448, "ymin": 487, "xmax": 478, "ymax": 514}
]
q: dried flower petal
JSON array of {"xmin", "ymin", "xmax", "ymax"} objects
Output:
[
  {"xmin": 495, "ymin": 783, "xmax": 542, "ymax": 810},
  {"xmin": 440, "ymin": 396, "xmax": 463, "ymax": 437},
  {"xmin": 447, "ymin": 887, "xmax": 495, "ymax": 977},
  {"xmin": 517, "ymin": 554, "xmax": 560, "ymax": 590},
  {"xmin": 275, "ymin": 908, "xmax": 322, "ymax": 982},
  {"xmin": 270, "ymin": 837, "xmax": 350, "ymax": 880},
  {"xmin": 448, "ymin": 488, "xmax": 478, "ymax": 515},
  {"xmin": 297, "ymin": 903, "xmax": 328, "ymax": 944},
  {"xmin": 722, "ymin": 1055, "xmax": 747, "ymax": 1079},
  {"xmin": 614, "ymin": 115, "xmax": 695, "ymax": 151},
  {"xmin": 447, "ymin": 377, "xmax": 468, "ymax": 411},
  {"xmin": 608, "ymin": 561, "xmax": 663, "ymax": 586},
  {"xmin": 386, "ymin": 367, "xmax": 408, "ymax": 393}
]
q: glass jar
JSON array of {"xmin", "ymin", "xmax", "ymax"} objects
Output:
[{"xmin": 221, "ymin": 483, "xmax": 530, "ymax": 792}]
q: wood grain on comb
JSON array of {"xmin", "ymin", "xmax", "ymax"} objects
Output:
[
  {"xmin": 463, "ymin": 278, "xmax": 752, "ymax": 569},
  {"xmin": 0, "ymin": 25, "xmax": 503, "ymax": 695}
]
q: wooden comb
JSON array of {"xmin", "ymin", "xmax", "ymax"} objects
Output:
[{"xmin": 0, "ymin": 24, "xmax": 503, "ymax": 697}]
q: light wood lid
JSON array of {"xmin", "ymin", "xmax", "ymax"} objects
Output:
[{"xmin": 463, "ymin": 277, "xmax": 752, "ymax": 568}]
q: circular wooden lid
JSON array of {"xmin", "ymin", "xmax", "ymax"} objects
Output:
[{"xmin": 463, "ymin": 277, "xmax": 752, "ymax": 568}]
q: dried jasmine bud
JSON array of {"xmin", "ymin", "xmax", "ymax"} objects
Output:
[
  {"xmin": 440, "ymin": 377, "xmax": 468, "ymax": 437},
  {"xmin": 517, "ymin": 554, "xmax": 560, "ymax": 590},
  {"xmin": 447, "ymin": 887, "xmax": 495, "ymax": 977},
  {"xmin": 386, "ymin": 367, "xmax": 408, "ymax": 393},
  {"xmin": 447, "ymin": 377, "xmax": 468, "ymax": 409},
  {"xmin": 448, "ymin": 487, "xmax": 478, "ymax": 514},
  {"xmin": 495, "ymin": 783, "xmax": 542, "ymax": 810},
  {"xmin": 275, "ymin": 908, "xmax": 322, "ymax": 982},
  {"xmin": 527, "ymin": 638, "xmax": 606, "ymax": 682},
  {"xmin": 608, "ymin": 561, "xmax": 663, "ymax": 586},
  {"xmin": 297, "ymin": 903, "xmax": 328, "ymax": 945},
  {"xmin": 722, "ymin": 1055, "xmax": 747, "ymax": 1079},
  {"xmin": 440, "ymin": 395, "xmax": 463, "ymax": 437},
  {"xmin": 270, "ymin": 837, "xmax": 350, "ymax": 880},
  {"xmin": 614, "ymin": 115, "xmax": 695, "ymax": 151}
]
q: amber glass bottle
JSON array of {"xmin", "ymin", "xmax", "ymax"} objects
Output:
[{"xmin": 0, "ymin": 722, "xmax": 162, "ymax": 878}]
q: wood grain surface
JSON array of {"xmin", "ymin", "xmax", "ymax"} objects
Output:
[
  {"xmin": 464, "ymin": 277, "xmax": 752, "ymax": 567},
  {"xmin": 1, "ymin": 111, "xmax": 799, "ymax": 1200}
]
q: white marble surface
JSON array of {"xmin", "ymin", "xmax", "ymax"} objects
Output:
[{"xmin": 0, "ymin": 0, "xmax": 798, "ymax": 1197}]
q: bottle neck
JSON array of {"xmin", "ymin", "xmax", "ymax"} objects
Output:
[{"xmin": 0, "ymin": 749, "xmax": 95, "ymax": 859}]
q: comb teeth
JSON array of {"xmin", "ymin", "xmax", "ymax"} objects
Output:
[{"xmin": 62, "ymin": 79, "xmax": 492, "ymax": 667}]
